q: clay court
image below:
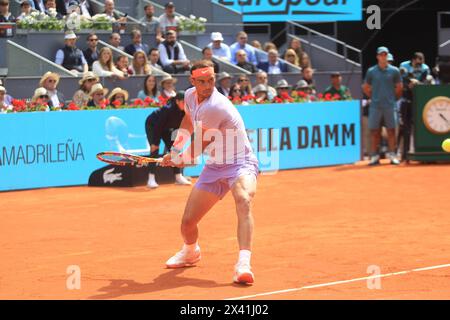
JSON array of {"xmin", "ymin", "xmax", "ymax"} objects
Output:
[{"xmin": 1, "ymin": 161, "xmax": 450, "ymax": 300}]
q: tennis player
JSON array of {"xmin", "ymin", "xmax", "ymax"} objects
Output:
[{"xmin": 161, "ymin": 60, "xmax": 259, "ymax": 284}]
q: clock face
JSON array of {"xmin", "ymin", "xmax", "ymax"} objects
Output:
[{"xmin": 422, "ymin": 97, "xmax": 450, "ymax": 134}]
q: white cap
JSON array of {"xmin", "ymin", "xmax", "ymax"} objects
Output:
[
  {"xmin": 211, "ymin": 32, "xmax": 224, "ymax": 42},
  {"xmin": 0, "ymin": 86, "xmax": 6, "ymax": 93},
  {"xmin": 65, "ymin": 31, "xmax": 77, "ymax": 40}
]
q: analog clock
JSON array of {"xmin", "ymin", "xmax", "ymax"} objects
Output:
[{"xmin": 422, "ymin": 96, "xmax": 450, "ymax": 134}]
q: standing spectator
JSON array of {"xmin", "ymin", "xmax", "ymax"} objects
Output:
[
  {"xmin": 137, "ymin": 75, "xmax": 160, "ymax": 101},
  {"xmin": 92, "ymin": 47, "xmax": 127, "ymax": 79},
  {"xmin": 115, "ymin": 55, "xmax": 131, "ymax": 76},
  {"xmin": 159, "ymin": 74, "xmax": 177, "ymax": 101},
  {"xmin": 83, "ymin": 33, "xmax": 99, "ymax": 70},
  {"xmin": 299, "ymin": 52, "xmax": 312, "ymax": 69},
  {"xmin": 207, "ymin": 32, "xmax": 231, "ymax": 61},
  {"xmin": 140, "ymin": 4, "xmax": 162, "ymax": 43},
  {"xmin": 283, "ymin": 38, "xmax": 303, "ymax": 59},
  {"xmin": 16, "ymin": 0, "xmax": 34, "ymax": 21},
  {"xmin": 323, "ymin": 72, "xmax": 352, "ymax": 100},
  {"xmin": 44, "ymin": 0, "xmax": 63, "ymax": 19},
  {"xmin": 301, "ymin": 66, "xmax": 316, "ymax": 94},
  {"xmin": 72, "ymin": 72, "xmax": 99, "ymax": 107},
  {"xmin": 362, "ymin": 46, "xmax": 403, "ymax": 165},
  {"xmin": 230, "ymin": 31, "xmax": 257, "ymax": 65},
  {"xmin": 109, "ymin": 32, "xmax": 124, "ymax": 51},
  {"xmin": 148, "ymin": 48, "xmax": 163, "ymax": 71},
  {"xmin": 216, "ymin": 72, "xmax": 232, "ymax": 97},
  {"xmin": 129, "ymin": 51, "xmax": 152, "ymax": 76},
  {"xmin": 55, "ymin": 31, "xmax": 88, "ymax": 75},
  {"xmin": 158, "ymin": 1, "xmax": 180, "ymax": 34},
  {"xmin": 255, "ymin": 71, "xmax": 276, "ymax": 100},
  {"xmin": 0, "ymin": 86, "xmax": 12, "ymax": 113},
  {"xmin": 125, "ymin": 29, "xmax": 150, "ymax": 56},
  {"xmin": 39, "ymin": 71, "xmax": 65, "ymax": 109},
  {"xmin": 0, "ymin": 0, "xmax": 15, "ymax": 22},
  {"xmin": 284, "ymin": 49, "xmax": 300, "ymax": 67},
  {"xmin": 253, "ymin": 84, "xmax": 269, "ymax": 103},
  {"xmin": 399, "ymin": 52, "xmax": 431, "ymax": 82},
  {"xmin": 202, "ymin": 47, "xmax": 219, "ymax": 74},
  {"xmin": 237, "ymin": 74, "xmax": 253, "ymax": 96},
  {"xmin": 108, "ymin": 87, "xmax": 129, "ymax": 107},
  {"xmin": 235, "ymin": 50, "xmax": 257, "ymax": 73},
  {"xmin": 87, "ymin": 83, "xmax": 108, "ymax": 108},
  {"xmin": 158, "ymin": 30, "xmax": 190, "ymax": 74},
  {"xmin": 257, "ymin": 49, "xmax": 287, "ymax": 74}
]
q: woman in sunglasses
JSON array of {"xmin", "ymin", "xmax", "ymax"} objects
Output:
[
  {"xmin": 237, "ymin": 74, "xmax": 253, "ymax": 96},
  {"xmin": 31, "ymin": 87, "xmax": 50, "ymax": 111},
  {"xmin": 72, "ymin": 72, "xmax": 99, "ymax": 107}
]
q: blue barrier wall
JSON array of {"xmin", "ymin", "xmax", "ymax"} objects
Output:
[{"xmin": 0, "ymin": 101, "xmax": 360, "ymax": 191}]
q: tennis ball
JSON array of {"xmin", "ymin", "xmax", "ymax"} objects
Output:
[{"xmin": 442, "ymin": 139, "xmax": 450, "ymax": 153}]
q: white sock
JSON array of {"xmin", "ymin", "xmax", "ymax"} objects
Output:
[
  {"xmin": 183, "ymin": 242, "xmax": 198, "ymax": 252},
  {"xmin": 148, "ymin": 173, "xmax": 156, "ymax": 181},
  {"xmin": 238, "ymin": 250, "xmax": 252, "ymax": 265}
]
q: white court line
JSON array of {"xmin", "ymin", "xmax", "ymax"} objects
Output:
[{"xmin": 225, "ymin": 263, "xmax": 450, "ymax": 300}]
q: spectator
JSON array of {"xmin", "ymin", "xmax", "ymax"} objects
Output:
[
  {"xmin": 237, "ymin": 74, "xmax": 253, "ymax": 95},
  {"xmin": 0, "ymin": 79, "xmax": 12, "ymax": 106},
  {"xmin": 159, "ymin": 74, "xmax": 177, "ymax": 101},
  {"xmin": 323, "ymin": 72, "xmax": 352, "ymax": 100},
  {"xmin": 115, "ymin": 55, "xmax": 131, "ymax": 76},
  {"xmin": 299, "ymin": 51, "xmax": 312, "ymax": 69},
  {"xmin": 253, "ymin": 84, "xmax": 269, "ymax": 103},
  {"xmin": 255, "ymin": 71, "xmax": 276, "ymax": 100},
  {"xmin": 39, "ymin": 71, "xmax": 65, "ymax": 109},
  {"xmin": 83, "ymin": 33, "xmax": 99, "ymax": 70},
  {"xmin": 31, "ymin": 87, "xmax": 50, "ymax": 108},
  {"xmin": 104, "ymin": 0, "xmax": 124, "ymax": 21},
  {"xmin": 208, "ymin": 32, "xmax": 231, "ymax": 61},
  {"xmin": 109, "ymin": 32, "xmax": 124, "ymax": 51},
  {"xmin": 263, "ymin": 42, "xmax": 277, "ymax": 53},
  {"xmin": 137, "ymin": 74, "xmax": 160, "ymax": 101},
  {"xmin": 216, "ymin": 72, "xmax": 232, "ymax": 97},
  {"xmin": 387, "ymin": 53, "xmax": 394, "ymax": 65},
  {"xmin": 230, "ymin": 31, "xmax": 257, "ymax": 65},
  {"xmin": 257, "ymin": 49, "xmax": 287, "ymax": 74},
  {"xmin": 158, "ymin": 1, "xmax": 180, "ymax": 34},
  {"xmin": 87, "ymin": 83, "xmax": 108, "ymax": 107},
  {"xmin": 273, "ymin": 79, "xmax": 291, "ymax": 102},
  {"xmin": 72, "ymin": 72, "xmax": 99, "ymax": 107},
  {"xmin": 302, "ymin": 66, "xmax": 316, "ymax": 94},
  {"xmin": 296, "ymin": 80, "xmax": 315, "ymax": 101},
  {"xmin": 362, "ymin": 46, "xmax": 403, "ymax": 166},
  {"xmin": 148, "ymin": 48, "xmax": 163, "ymax": 71},
  {"xmin": 229, "ymin": 83, "xmax": 243, "ymax": 103},
  {"xmin": 158, "ymin": 30, "xmax": 190, "ymax": 74},
  {"xmin": 125, "ymin": 29, "xmax": 150, "ymax": 56},
  {"xmin": 284, "ymin": 49, "xmax": 300, "ymax": 67},
  {"xmin": 235, "ymin": 50, "xmax": 257, "ymax": 73},
  {"xmin": 108, "ymin": 87, "xmax": 129, "ymax": 107},
  {"xmin": 284, "ymin": 38, "xmax": 303, "ymax": 59},
  {"xmin": 55, "ymin": 31, "xmax": 88, "ymax": 75},
  {"xmin": 129, "ymin": 51, "xmax": 152, "ymax": 76},
  {"xmin": 140, "ymin": 4, "xmax": 162, "ymax": 43},
  {"xmin": 251, "ymin": 40, "xmax": 262, "ymax": 50},
  {"xmin": 0, "ymin": 86, "xmax": 12, "ymax": 113},
  {"xmin": 93, "ymin": 47, "xmax": 128, "ymax": 79},
  {"xmin": 0, "ymin": 0, "xmax": 15, "ymax": 22},
  {"xmin": 202, "ymin": 47, "xmax": 219, "ymax": 74},
  {"xmin": 44, "ymin": 0, "xmax": 63, "ymax": 19},
  {"xmin": 399, "ymin": 52, "xmax": 431, "ymax": 82},
  {"xmin": 16, "ymin": 0, "xmax": 34, "ymax": 21}
]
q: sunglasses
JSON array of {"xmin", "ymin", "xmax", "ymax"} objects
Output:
[
  {"xmin": 89, "ymin": 38, "xmax": 99, "ymax": 42},
  {"xmin": 233, "ymin": 89, "xmax": 241, "ymax": 92},
  {"xmin": 239, "ymin": 79, "xmax": 248, "ymax": 82},
  {"xmin": 86, "ymin": 78, "xmax": 96, "ymax": 82},
  {"xmin": 39, "ymin": 95, "xmax": 49, "ymax": 99},
  {"xmin": 47, "ymin": 79, "xmax": 57, "ymax": 83}
]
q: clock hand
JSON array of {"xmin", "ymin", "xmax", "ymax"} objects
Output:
[{"xmin": 439, "ymin": 113, "xmax": 450, "ymax": 124}]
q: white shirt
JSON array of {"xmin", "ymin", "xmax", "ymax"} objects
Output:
[
  {"xmin": 268, "ymin": 62, "xmax": 282, "ymax": 75},
  {"xmin": 158, "ymin": 14, "xmax": 180, "ymax": 33},
  {"xmin": 158, "ymin": 42, "xmax": 188, "ymax": 66},
  {"xmin": 92, "ymin": 61, "xmax": 124, "ymax": 78}
]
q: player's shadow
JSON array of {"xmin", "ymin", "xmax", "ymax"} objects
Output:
[{"xmin": 88, "ymin": 268, "xmax": 234, "ymax": 299}]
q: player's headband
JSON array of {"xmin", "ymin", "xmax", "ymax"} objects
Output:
[{"xmin": 191, "ymin": 67, "xmax": 215, "ymax": 79}]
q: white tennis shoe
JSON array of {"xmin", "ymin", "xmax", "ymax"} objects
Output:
[
  {"xmin": 166, "ymin": 246, "xmax": 201, "ymax": 268},
  {"xmin": 233, "ymin": 262, "xmax": 255, "ymax": 285},
  {"xmin": 175, "ymin": 174, "xmax": 192, "ymax": 186}
]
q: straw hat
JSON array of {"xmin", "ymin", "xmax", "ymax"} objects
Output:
[
  {"xmin": 32, "ymin": 87, "xmax": 48, "ymax": 102},
  {"xmin": 108, "ymin": 87, "xmax": 129, "ymax": 102},
  {"xmin": 253, "ymin": 84, "xmax": 268, "ymax": 93},
  {"xmin": 296, "ymin": 80, "xmax": 309, "ymax": 89},
  {"xmin": 217, "ymin": 72, "xmax": 231, "ymax": 82},
  {"xmin": 78, "ymin": 72, "xmax": 99, "ymax": 86},
  {"xmin": 160, "ymin": 74, "xmax": 177, "ymax": 87},
  {"xmin": 89, "ymin": 83, "xmax": 109, "ymax": 97},
  {"xmin": 39, "ymin": 71, "xmax": 60, "ymax": 87}
]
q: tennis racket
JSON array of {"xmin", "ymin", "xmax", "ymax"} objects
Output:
[{"xmin": 96, "ymin": 152, "xmax": 162, "ymax": 167}]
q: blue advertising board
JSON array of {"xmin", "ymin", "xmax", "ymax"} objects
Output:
[
  {"xmin": 212, "ymin": 0, "xmax": 362, "ymax": 22},
  {"xmin": 0, "ymin": 101, "xmax": 360, "ymax": 191}
]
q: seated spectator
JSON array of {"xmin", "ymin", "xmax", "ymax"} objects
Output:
[
  {"xmin": 140, "ymin": 4, "xmax": 163, "ymax": 43},
  {"xmin": 0, "ymin": 0, "xmax": 15, "ymax": 22},
  {"xmin": 235, "ymin": 50, "xmax": 257, "ymax": 73},
  {"xmin": 44, "ymin": 0, "xmax": 63, "ymax": 19},
  {"xmin": 258, "ymin": 49, "xmax": 287, "ymax": 74},
  {"xmin": 263, "ymin": 42, "xmax": 277, "ymax": 53},
  {"xmin": 296, "ymin": 80, "xmax": 316, "ymax": 101},
  {"xmin": 130, "ymin": 51, "xmax": 152, "ymax": 76},
  {"xmin": 73, "ymin": 72, "xmax": 99, "ymax": 107},
  {"xmin": 115, "ymin": 55, "xmax": 132, "ymax": 76},
  {"xmin": 323, "ymin": 72, "xmax": 352, "ymax": 100},
  {"xmin": 237, "ymin": 74, "xmax": 253, "ymax": 95},
  {"xmin": 158, "ymin": 30, "xmax": 190, "ymax": 74},
  {"xmin": 208, "ymin": 32, "xmax": 231, "ymax": 61},
  {"xmin": 158, "ymin": 2, "xmax": 180, "ymax": 34},
  {"xmin": 255, "ymin": 71, "xmax": 276, "ymax": 100},
  {"xmin": 16, "ymin": 0, "xmax": 34, "ymax": 21},
  {"xmin": 253, "ymin": 84, "xmax": 269, "ymax": 103},
  {"xmin": 55, "ymin": 31, "xmax": 88, "ymax": 75},
  {"xmin": 83, "ymin": 33, "xmax": 99, "ymax": 70},
  {"xmin": 229, "ymin": 83, "xmax": 244, "ymax": 104},
  {"xmin": 216, "ymin": 72, "xmax": 232, "ymax": 97},
  {"xmin": 202, "ymin": 47, "xmax": 219, "ymax": 74},
  {"xmin": 108, "ymin": 87, "xmax": 129, "ymax": 107},
  {"xmin": 104, "ymin": 0, "xmax": 125, "ymax": 21},
  {"xmin": 159, "ymin": 74, "xmax": 177, "ymax": 101},
  {"xmin": 299, "ymin": 51, "xmax": 312, "ymax": 69},
  {"xmin": 31, "ymin": 87, "xmax": 50, "ymax": 108},
  {"xmin": 230, "ymin": 31, "xmax": 257, "ymax": 65},
  {"xmin": 400, "ymin": 52, "xmax": 431, "ymax": 81},
  {"xmin": 87, "ymin": 83, "xmax": 109, "ymax": 108},
  {"xmin": 137, "ymin": 75, "xmax": 160, "ymax": 101},
  {"xmin": 125, "ymin": 29, "xmax": 150, "ymax": 56},
  {"xmin": 148, "ymin": 48, "xmax": 163, "ymax": 71},
  {"xmin": 251, "ymin": 40, "xmax": 262, "ymax": 50},
  {"xmin": 39, "ymin": 71, "xmax": 65, "ymax": 109},
  {"xmin": 284, "ymin": 38, "xmax": 303, "ymax": 59},
  {"xmin": 273, "ymin": 79, "xmax": 292, "ymax": 103},
  {"xmin": 302, "ymin": 66, "xmax": 316, "ymax": 94},
  {"xmin": 0, "ymin": 79, "xmax": 12, "ymax": 106},
  {"xmin": 93, "ymin": 47, "xmax": 128, "ymax": 79},
  {"xmin": 284, "ymin": 49, "xmax": 300, "ymax": 67},
  {"xmin": 0, "ymin": 85, "xmax": 12, "ymax": 113},
  {"xmin": 109, "ymin": 32, "xmax": 124, "ymax": 51}
]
